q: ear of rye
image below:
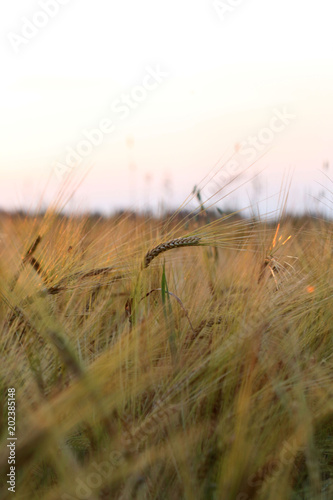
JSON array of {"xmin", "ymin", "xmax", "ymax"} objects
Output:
[{"xmin": 144, "ymin": 236, "xmax": 201, "ymax": 268}]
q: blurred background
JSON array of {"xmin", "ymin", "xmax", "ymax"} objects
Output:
[{"xmin": 0, "ymin": 0, "xmax": 332, "ymax": 216}]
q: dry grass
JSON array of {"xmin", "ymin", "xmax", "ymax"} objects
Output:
[{"xmin": 0, "ymin": 206, "xmax": 332, "ymax": 500}]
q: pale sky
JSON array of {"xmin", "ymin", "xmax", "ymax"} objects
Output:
[{"xmin": 0, "ymin": 0, "xmax": 332, "ymax": 215}]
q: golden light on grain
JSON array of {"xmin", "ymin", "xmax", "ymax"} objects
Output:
[
  {"xmin": 272, "ymin": 223, "xmax": 280, "ymax": 248},
  {"xmin": 270, "ymin": 224, "xmax": 292, "ymax": 253}
]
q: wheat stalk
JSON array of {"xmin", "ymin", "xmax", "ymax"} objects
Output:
[{"xmin": 144, "ymin": 236, "xmax": 201, "ymax": 268}]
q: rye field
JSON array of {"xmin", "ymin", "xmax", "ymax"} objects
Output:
[{"xmin": 0, "ymin": 197, "xmax": 332, "ymax": 499}]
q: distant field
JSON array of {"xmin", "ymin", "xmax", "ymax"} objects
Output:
[{"xmin": 0, "ymin": 208, "xmax": 332, "ymax": 499}]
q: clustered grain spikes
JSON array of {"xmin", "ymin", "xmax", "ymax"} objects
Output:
[{"xmin": 144, "ymin": 236, "xmax": 201, "ymax": 268}]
